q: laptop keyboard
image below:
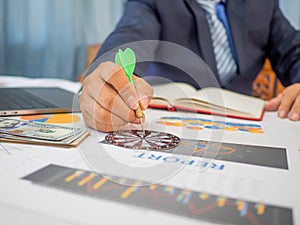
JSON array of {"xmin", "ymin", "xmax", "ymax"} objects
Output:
[{"xmin": 0, "ymin": 89, "xmax": 57, "ymax": 110}]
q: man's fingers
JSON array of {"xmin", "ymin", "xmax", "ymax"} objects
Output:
[
  {"xmin": 264, "ymin": 94, "xmax": 282, "ymax": 111},
  {"xmin": 288, "ymin": 95, "xmax": 300, "ymax": 121},
  {"xmin": 81, "ymin": 92, "xmax": 140, "ymax": 126},
  {"xmin": 264, "ymin": 84, "xmax": 300, "ymax": 121},
  {"xmin": 98, "ymin": 62, "xmax": 140, "ymax": 110},
  {"xmin": 80, "ymin": 61, "xmax": 154, "ymax": 131},
  {"xmin": 133, "ymin": 78, "xmax": 154, "ymax": 110},
  {"xmin": 83, "ymin": 64, "xmax": 140, "ymax": 122},
  {"xmin": 89, "ymin": 61, "xmax": 155, "ymax": 110},
  {"xmin": 82, "ymin": 108, "xmax": 126, "ymax": 132},
  {"xmin": 97, "ymin": 83, "xmax": 141, "ymax": 123},
  {"xmin": 278, "ymin": 85, "xmax": 300, "ymax": 118},
  {"xmin": 80, "ymin": 94, "xmax": 128, "ymax": 132}
]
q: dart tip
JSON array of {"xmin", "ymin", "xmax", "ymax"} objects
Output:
[{"xmin": 140, "ymin": 118, "xmax": 145, "ymax": 138}]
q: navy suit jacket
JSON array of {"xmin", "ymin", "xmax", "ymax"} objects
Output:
[{"xmin": 95, "ymin": 0, "xmax": 300, "ymax": 95}]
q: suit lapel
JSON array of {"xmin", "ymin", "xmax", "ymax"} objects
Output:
[
  {"xmin": 226, "ymin": 0, "xmax": 247, "ymax": 75},
  {"xmin": 184, "ymin": 0, "xmax": 219, "ymax": 79}
]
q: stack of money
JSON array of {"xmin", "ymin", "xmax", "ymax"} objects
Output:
[{"xmin": 0, "ymin": 118, "xmax": 89, "ymax": 148}]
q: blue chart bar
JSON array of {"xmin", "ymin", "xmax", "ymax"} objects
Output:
[{"xmin": 23, "ymin": 165, "xmax": 294, "ymax": 225}]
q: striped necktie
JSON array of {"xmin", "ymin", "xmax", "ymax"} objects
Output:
[{"xmin": 197, "ymin": 0, "xmax": 237, "ymax": 85}]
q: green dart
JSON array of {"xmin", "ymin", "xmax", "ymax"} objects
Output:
[
  {"xmin": 115, "ymin": 48, "xmax": 136, "ymax": 84},
  {"xmin": 115, "ymin": 48, "xmax": 145, "ymax": 134}
]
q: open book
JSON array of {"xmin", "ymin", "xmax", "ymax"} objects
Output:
[{"xmin": 148, "ymin": 82, "xmax": 265, "ymax": 121}]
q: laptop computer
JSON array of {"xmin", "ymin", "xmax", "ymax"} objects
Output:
[{"xmin": 0, "ymin": 87, "xmax": 81, "ymax": 116}]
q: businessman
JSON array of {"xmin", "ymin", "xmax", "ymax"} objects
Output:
[{"xmin": 80, "ymin": 0, "xmax": 300, "ymax": 132}]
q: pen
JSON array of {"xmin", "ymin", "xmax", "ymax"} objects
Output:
[{"xmin": 115, "ymin": 48, "xmax": 145, "ymax": 135}]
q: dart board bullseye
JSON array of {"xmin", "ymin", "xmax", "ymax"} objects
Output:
[{"xmin": 104, "ymin": 130, "xmax": 180, "ymax": 150}]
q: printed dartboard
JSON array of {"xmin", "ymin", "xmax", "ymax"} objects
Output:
[{"xmin": 105, "ymin": 130, "xmax": 180, "ymax": 150}]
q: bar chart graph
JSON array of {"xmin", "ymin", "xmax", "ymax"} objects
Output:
[{"xmin": 23, "ymin": 165, "xmax": 293, "ymax": 225}]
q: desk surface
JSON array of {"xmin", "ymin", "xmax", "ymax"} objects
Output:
[{"xmin": 1, "ymin": 76, "xmax": 300, "ymax": 225}]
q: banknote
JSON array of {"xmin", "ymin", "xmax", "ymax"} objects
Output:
[
  {"xmin": 0, "ymin": 130, "xmax": 90, "ymax": 147},
  {"xmin": 0, "ymin": 118, "xmax": 82, "ymax": 141}
]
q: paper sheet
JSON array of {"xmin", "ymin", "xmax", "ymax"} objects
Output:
[{"xmin": 1, "ymin": 76, "xmax": 300, "ymax": 225}]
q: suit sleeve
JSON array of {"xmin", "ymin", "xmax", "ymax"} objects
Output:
[
  {"xmin": 86, "ymin": 0, "xmax": 161, "ymax": 76},
  {"xmin": 267, "ymin": 0, "xmax": 300, "ymax": 86},
  {"xmin": 99, "ymin": 0, "xmax": 160, "ymax": 53}
]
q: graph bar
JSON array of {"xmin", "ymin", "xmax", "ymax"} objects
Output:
[
  {"xmin": 78, "ymin": 173, "xmax": 97, "ymax": 186},
  {"xmin": 121, "ymin": 181, "xmax": 140, "ymax": 199},
  {"xmin": 93, "ymin": 177, "xmax": 108, "ymax": 190},
  {"xmin": 65, "ymin": 170, "xmax": 84, "ymax": 182}
]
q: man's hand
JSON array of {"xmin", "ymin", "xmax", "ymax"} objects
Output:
[
  {"xmin": 264, "ymin": 83, "xmax": 300, "ymax": 121},
  {"xmin": 80, "ymin": 61, "xmax": 153, "ymax": 132}
]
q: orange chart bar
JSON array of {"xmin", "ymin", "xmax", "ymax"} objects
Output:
[
  {"xmin": 65, "ymin": 171, "xmax": 84, "ymax": 182},
  {"xmin": 149, "ymin": 184, "xmax": 157, "ymax": 190},
  {"xmin": 218, "ymin": 197, "xmax": 226, "ymax": 207},
  {"xmin": 237, "ymin": 201, "xmax": 245, "ymax": 211},
  {"xmin": 121, "ymin": 182, "xmax": 140, "ymax": 199},
  {"xmin": 78, "ymin": 173, "xmax": 97, "ymax": 187},
  {"xmin": 93, "ymin": 177, "xmax": 108, "ymax": 190},
  {"xmin": 199, "ymin": 193, "xmax": 209, "ymax": 200},
  {"xmin": 257, "ymin": 204, "xmax": 265, "ymax": 215}
]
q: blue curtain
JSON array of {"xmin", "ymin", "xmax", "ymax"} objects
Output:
[
  {"xmin": 0, "ymin": 0, "xmax": 298, "ymax": 80},
  {"xmin": 0, "ymin": 0, "xmax": 124, "ymax": 80}
]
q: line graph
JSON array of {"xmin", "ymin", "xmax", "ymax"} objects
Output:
[{"xmin": 23, "ymin": 165, "xmax": 293, "ymax": 225}]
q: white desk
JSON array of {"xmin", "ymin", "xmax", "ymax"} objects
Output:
[{"xmin": 1, "ymin": 76, "xmax": 300, "ymax": 225}]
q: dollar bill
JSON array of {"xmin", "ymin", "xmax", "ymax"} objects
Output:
[
  {"xmin": 0, "ymin": 118, "xmax": 82, "ymax": 141},
  {"xmin": 0, "ymin": 130, "xmax": 90, "ymax": 147}
]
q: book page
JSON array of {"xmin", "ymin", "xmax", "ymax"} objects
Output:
[
  {"xmin": 152, "ymin": 82, "xmax": 198, "ymax": 103},
  {"xmin": 172, "ymin": 100, "xmax": 254, "ymax": 117},
  {"xmin": 151, "ymin": 83, "xmax": 265, "ymax": 119},
  {"xmin": 196, "ymin": 87, "xmax": 265, "ymax": 117}
]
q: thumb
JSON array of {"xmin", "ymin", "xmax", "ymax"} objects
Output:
[
  {"xmin": 133, "ymin": 76, "xmax": 154, "ymax": 110},
  {"xmin": 264, "ymin": 94, "xmax": 282, "ymax": 111}
]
